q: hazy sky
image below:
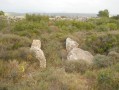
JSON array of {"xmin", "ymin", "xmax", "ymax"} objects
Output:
[{"xmin": 0, "ymin": 0, "xmax": 119, "ymax": 14}]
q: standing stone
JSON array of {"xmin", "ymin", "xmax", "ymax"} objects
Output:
[
  {"xmin": 66, "ymin": 38, "xmax": 79, "ymax": 52},
  {"xmin": 30, "ymin": 40, "xmax": 46, "ymax": 68}
]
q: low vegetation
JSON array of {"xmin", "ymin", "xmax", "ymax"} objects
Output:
[{"xmin": 0, "ymin": 10, "xmax": 119, "ymax": 90}]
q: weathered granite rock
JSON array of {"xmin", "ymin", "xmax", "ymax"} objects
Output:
[
  {"xmin": 67, "ymin": 48, "xmax": 93, "ymax": 64},
  {"xmin": 66, "ymin": 38, "xmax": 79, "ymax": 52},
  {"xmin": 30, "ymin": 40, "xmax": 46, "ymax": 68},
  {"xmin": 66, "ymin": 38, "xmax": 94, "ymax": 64}
]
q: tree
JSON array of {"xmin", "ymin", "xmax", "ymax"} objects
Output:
[
  {"xmin": 98, "ymin": 9, "xmax": 109, "ymax": 18},
  {"xmin": 0, "ymin": 11, "xmax": 4, "ymax": 16}
]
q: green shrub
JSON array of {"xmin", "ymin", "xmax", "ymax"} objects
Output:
[
  {"xmin": 84, "ymin": 71, "xmax": 97, "ymax": 89},
  {"xmin": 88, "ymin": 17, "xmax": 119, "ymax": 31},
  {"xmin": 65, "ymin": 60, "xmax": 90, "ymax": 74},
  {"xmin": 0, "ymin": 34, "xmax": 31, "ymax": 50},
  {"xmin": 0, "ymin": 11, "xmax": 4, "ymax": 16},
  {"xmin": 97, "ymin": 69, "xmax": 119, "ymax": 90},
  {"xmin": 54, "ymin": 20, "xmax": 76, "ymax": 32},
  {"xmin": 14, "ymin": 47, "xmax": 38, "ymax": 62},
  {"xmin": 97, "ymin": 69, "xmax": 114, "ymax": 90},
  {"xmin": 113, "ymin": 63, "xmax": 119, "ymax": 72},
  {"xmin": 43, "ymin": 40, "xmax": 63, "ymax": 67},
  {"xmin": 26, "ymin": 14, "xmax": 49, "ymax": 22},
  {"xmin": 93, "ymin": 54, "xmax": 112, "ymax": 69},
  {"xmin": 86, "ymin": 34, "xmax": 119, "ymax": 54},
  {"xmin": 28, "ymin": 68, "xmax": 70, "ymax": 90},
  {"xmin": 14, "ymin": 21, "xmax": 36, "ymax": 31},
  {"xmin": 108, "ymin": 51, "xmax": 119, "ymax": 65},
  {"xmin": 55, "ymin": 20, "xmax": 70, "ymax": 27},
  {"xmin": 0, "ymin": 34, "xmax": 31, "ymax": 60},
  {"xmin": 0, "ymin": 47, "xmax": 38, "ymax": 62},
  {"xmin": 0, "ymin": 60, "xmax": 8, "ymax": 77},
  {"xmin": 116, "ymin": 20, "xmax": 119, "ymax": 29},
  {"xmin": 72, "ymin": 21, "xmax": 95, "ymax": 30},
  {"xmin": 96, "ymin": 24, "xmax": 109, "ymax": 31},
  {"xmin": 0, "ymin": 17, "xmax": 7, "ymax": 30},
  {"xmin": 111, "ymin": 15, "xmax": 119, "ymax": 20},
  {"xmin": 0, "ymin": 60, "xmax": 27, "ymax": 82},
  {"xmin": 95, "ymin": 18, "xmax": 109, "ymax": 25},
  {"xmin": 12, "ymin": 20, "xmax": 49, "ymax": 37},
  {"xmin": 107, "ymin": 23, "xmax": 117, "ymax": 30},
  {"xmin": 109, "ymin": 47, "xmax": 119, "ymax": 53}
]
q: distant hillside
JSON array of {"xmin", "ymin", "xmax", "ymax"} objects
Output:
[
  {"xmin": 41, "ymin": 13, "xmax": 97, "ymax": 17},
  {"xmin": 6, "ymin": 12, "xmax": 25, "ymax": 16},
  {"xmin": 6, "ymin": 12, "xmax": 97, "ymax": 17}
]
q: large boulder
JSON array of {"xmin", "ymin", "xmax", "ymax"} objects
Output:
[
  {"xmin": 67, "ymin": 48, "xmax": 93, "ymax": 64},
  {"xmin": 30, "ymin": 40, "xmax": 46, "ymax": 68},
  {"xmin": 66, "ymin": 38, "xmax": 79, "ymax": 52},
  {"xmin": 66, "ymin": 38, "xmax": 93, "ymax": 64}
]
